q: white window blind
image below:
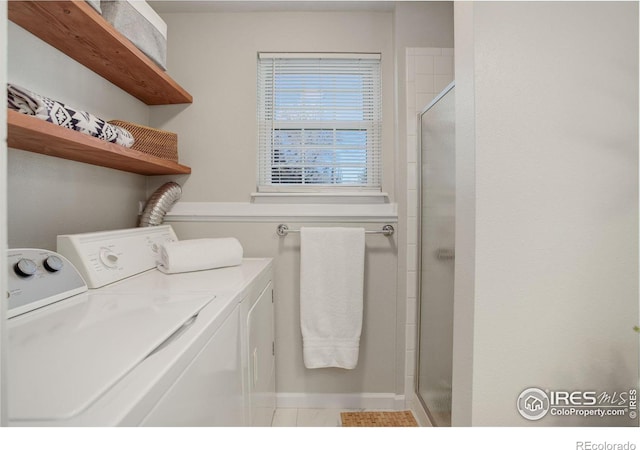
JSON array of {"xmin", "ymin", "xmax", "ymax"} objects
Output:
[{"xmin": 257, "ymin": 53, "xmax": 382, "ymax": 191}]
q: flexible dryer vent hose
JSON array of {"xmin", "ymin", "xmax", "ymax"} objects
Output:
[{"xmin": 138, "ymin": 181, "xmax": 182, "ymax": 227}]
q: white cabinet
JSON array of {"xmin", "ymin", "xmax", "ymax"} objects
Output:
[{"xmin": 246, "ymin": 283, "xmax": 275, "ymax": 426}]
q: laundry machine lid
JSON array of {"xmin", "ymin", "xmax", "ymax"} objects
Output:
[
  {"xmin": 8, "ymin": 290, "xmax": 215, "ymax": 421},
  {"xmin": 103, "ymin": 258, "xmax": 271, "ymax": 295}
]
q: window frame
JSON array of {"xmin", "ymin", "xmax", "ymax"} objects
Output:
[{"xmin": 257, "ymin": 52, "xmax": 382, "ymax": 194}]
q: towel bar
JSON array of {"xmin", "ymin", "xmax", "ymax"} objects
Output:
[{"xmin": 276, "ymin": 224, "xmax": 394, "ymax": 237}]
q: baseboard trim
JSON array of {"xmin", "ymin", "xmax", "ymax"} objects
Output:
[{"xmin": 276, "ymin": 393, "xmax": 405, "ymax": 410}]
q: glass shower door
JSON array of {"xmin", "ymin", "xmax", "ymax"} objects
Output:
[{"xmin": 416, "ymin": 83, "xmax": 455, "ymax": 427}]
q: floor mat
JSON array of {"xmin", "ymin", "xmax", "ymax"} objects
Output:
[{"xmin": 340, "ymin": 410, "xmax": 418, "ymax": 427}]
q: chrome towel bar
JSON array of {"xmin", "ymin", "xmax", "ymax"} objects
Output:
[{"xmin": 276, "ymin": 224, "xmax": 394, "ymax": 237}]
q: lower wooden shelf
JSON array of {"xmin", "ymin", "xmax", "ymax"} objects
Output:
[{"xmin": 7, "ymin": 109, "xmax": 192, "ymax": 176}]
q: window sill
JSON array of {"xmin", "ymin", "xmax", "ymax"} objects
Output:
[{"xmin": 251, "ymin": 192, "xmax": 390, "ymax": 204}]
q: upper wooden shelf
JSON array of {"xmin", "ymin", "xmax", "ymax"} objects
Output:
[
  {"xmin": 7, "ymin": 110, "xmax": 192, "ymax": 175},
  {"xmin": 8, "ymin": 0, "xmax": 193, "ymax": 105}
]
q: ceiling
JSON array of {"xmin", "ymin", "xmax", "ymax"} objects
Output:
[{"xmin": 147, "ymin": 1, "xmax": 398, "ymax": 14}]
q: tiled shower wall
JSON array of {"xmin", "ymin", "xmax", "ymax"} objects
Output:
[{"xmin": 405, "ymin": 47, "xmax": 454, "ymax": 399}]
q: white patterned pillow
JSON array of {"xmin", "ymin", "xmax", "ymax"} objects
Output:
[{"xmin": 7, "ymin": 84, "xmax": 134, "ymax": 148}]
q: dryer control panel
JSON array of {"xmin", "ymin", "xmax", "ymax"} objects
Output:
[
  {"xmin": 7, "ymin": 248, "xmax": 87, "ymax": 318},
  {"xmin": 57, "ymin": 225, "xmax": 178, "ymax": 289}
]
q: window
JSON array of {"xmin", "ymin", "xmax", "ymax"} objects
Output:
[{"xmin": 257, "ymin": 53, "xmax": 382, "ymax": 191}]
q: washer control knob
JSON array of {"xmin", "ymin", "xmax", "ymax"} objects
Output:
[
  {"xmin": 99, "ymin": 248, "xmax": 119, "ymax": 268},
  {"xmin": 15, "ymin": 258, "xmax": 37, "ymax": 277},
  {"xmin": 43, "ymin": 255, "xmax": 64, "ymax": 273}
]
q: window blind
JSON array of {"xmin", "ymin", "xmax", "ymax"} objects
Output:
[{"xmin": 257, "ymin": 53, "xmax": 382, "ymax": 190}]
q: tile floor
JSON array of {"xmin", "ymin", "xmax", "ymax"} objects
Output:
[
  {"xmin": 271, "ymin": 408, "xmax": 354, "ymax": 427},
  {"xmin": 271, "ymin": 409, "xmax": 420, "ymax": 427}
]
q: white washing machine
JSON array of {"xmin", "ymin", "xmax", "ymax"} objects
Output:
[{"xmin": 6, "ymin": 226, "xmax": 275, "ymax": 426}]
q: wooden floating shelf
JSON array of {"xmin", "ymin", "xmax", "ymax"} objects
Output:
[
  {"xmin": 8, "ymin": 0, "xmax": 193, "ymax": 105},
  {"xmin": 7, "ymin": 110, "xmax": 192, "ymax": 176}
]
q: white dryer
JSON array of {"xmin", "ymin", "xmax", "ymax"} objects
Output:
[{"xmin": 6, "ymin": 226, "xmax": 275, "ymax": 426}]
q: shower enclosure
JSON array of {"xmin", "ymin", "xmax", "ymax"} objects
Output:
[{"xmin": 415, "ymin": 82, "xmax": 455, "ymax": 427}]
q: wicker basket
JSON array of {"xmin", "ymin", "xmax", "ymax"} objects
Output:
[{"xmin": 108, "ymin": 120, "xmax": 178, "ymax": 162}]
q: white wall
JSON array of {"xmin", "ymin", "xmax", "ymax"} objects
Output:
[
  {"xmin": 451, "ymin": 2, "xmax": 475, "ymax": 427},
  {"xmin": 0, "ymin": 0, "xmax": 8, "ymax": 427},
  {"xmin": 6, "ymin": 23, "xmax": 149, "ymax": 250},
  {"xmin": 149, "ymin": 11, "xmax": 395, "ymax": 201},
  {"xmin": 454, "ymin": 1, "xmax": 639, "ymax": 426},
  {"xmin": 394, "ymin": 1, "xmax": 454, "ymax": 50}
]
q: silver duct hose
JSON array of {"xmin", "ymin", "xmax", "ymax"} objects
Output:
[{"xmin": 138, "ymin": 182, "xmax": 182, "ymax": 227}]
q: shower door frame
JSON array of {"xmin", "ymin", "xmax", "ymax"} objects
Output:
[{"xmin": 414, "ymin": 81, "xmax": 455, "ymax": 427}]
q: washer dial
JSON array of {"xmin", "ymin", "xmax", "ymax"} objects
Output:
[
  {"xmin": 15, "ymin": 258, "xmax": 37, "ymax": 277},
  {"xmin": 99, "ymin": 248, "xmax": 119, "ymax": 269},
  {"xmin": 43, "ymin": 255, "xmax": 64, "ymax": 272}
]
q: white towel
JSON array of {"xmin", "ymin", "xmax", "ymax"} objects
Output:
[
  {"xmin": 300, "ymin": 227, "xmax": 365, "ymax": 369},
  {"xmin": 157, "ymin": 238, "xmax": 243, "ymax": 274}
]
